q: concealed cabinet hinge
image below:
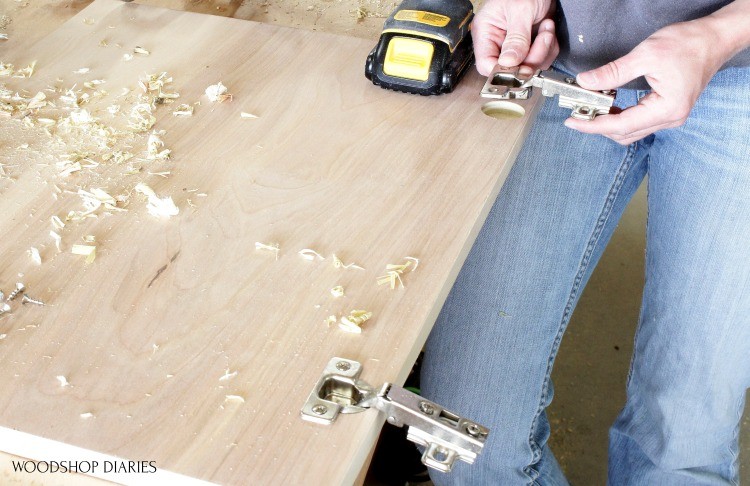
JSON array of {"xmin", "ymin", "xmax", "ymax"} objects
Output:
[
  {"xmin": 481, "ymin": 65, "xmax": 616, "ymax": 120},
  {"xmin": 300, "ymin": 357, "xmax": 489, "ymax": 472}
]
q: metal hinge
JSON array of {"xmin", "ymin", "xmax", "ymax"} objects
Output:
[
  {"xmin": 481, "ymin": 65, "xmax": 616, "ymax": 120},
  {"xmin": 300, "ymin": 357, "xmax": 489, "ymax": 473}
]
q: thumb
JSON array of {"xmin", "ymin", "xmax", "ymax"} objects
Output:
[
  {"xmin": 498, "ymin": 9, "xmax": 535, "ymax": 66},
  {"xmin": 576, "ymin": 50, "xmax": 646, "ymax": 90}
]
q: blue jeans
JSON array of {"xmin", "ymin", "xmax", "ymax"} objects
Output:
[{"xmin": 421, "ymin": 65, "xmax": 750, "ymax": 485}]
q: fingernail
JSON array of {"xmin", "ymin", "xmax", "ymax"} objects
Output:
[
  {"xmin": 499, "ymin": 49, "xmax": 518, "ymax": 63},
  {"xmin": 577, "ymin": 71, "xmax": 597, "ymax": 86},
  {"xmin": 563, "ymin": 119, "xmax": 573, "ymax": 128}
]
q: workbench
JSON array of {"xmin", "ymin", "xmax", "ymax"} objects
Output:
[{"xmin": 0, "ymin": 1, "xmax": 539, "ymax": 484}]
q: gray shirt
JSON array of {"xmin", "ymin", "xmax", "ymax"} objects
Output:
[{"xmin": 555, "ymin": 0, "xmax": 750, "ymax": 89}]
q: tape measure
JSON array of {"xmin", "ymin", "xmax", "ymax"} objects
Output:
[{"xmin": 365, "ymin": 0, "xmax": 475, "ymax": 95}]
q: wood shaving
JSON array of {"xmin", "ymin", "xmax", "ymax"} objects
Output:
[
  {"xmin": 146, "ymin": 130, "xmax": 171, "ymax": 160},
  {"xmin": 0, "ymin": 34, "xmax": 7, "ymax": 41},
  {"xmin": 56, "ymin": 375, "xmax": 70, "ymax": 387},
  {"xmin": 13, "ymin": 61, "xmax": 36, "ymax": 78},
  {"xmin": 134, "ymin": 183, "xmax": 179, "ymax": 218},
  {"xmin": 71, "ymin": 244, "xmax": 96, "ymax": 264},
  {"xmin": 325, "ymin": 315, "xmax": 337, "ymax": 327},
  {"xmin": 128, "ymin": 103, "xmax": 156, "ymax": 131},
  {"xmin": 83, "ymin": 18, "xmax": 95, "ymax": 25},
  {"xmin": 298, "ymin": 248, "xmax": 324, "ymax": 261},
  {"xmin": 255, "ymin": 242, "xmax": 280, "ymax": 260},
  {"xmin": 123, "ymin": 53, "xmax": 134, "ymax": 62},
  {"xmin": 50, "ymin": 231, "xmax": 62, "ymax": 252},
  {"xmin": 83, "ymin": 79, "xmax": 105, "ymax": 90},
  {"xmin": 102, "ymin": 150, "xmax": 133, "ymax": 164},
  {"xmin": 338, "ymin": 309, "xmax": 372, "ymax": 334},
  {"xmin": 80, "ymin": 412, "xmax": 94, "ymax": 419},
  {"xmin": 28, "ymin": 247, "xmax": 41, "ymax": 265},
  {"xmin": 355, "ymin": 6, "xmax": 369, "ymax": 20},
  {"xmin": 219, "ymin": 369, "xmax": 238, "ymax": 382},
  {"xmin": 73, "ymin": 68, "xmax": 90, "ymax": 74},
  {"xmin": 240, "ymin": 112, "xmax": 258, "ymax": 119},
  {"xmin": 224, "ymin": 395, "xmax": 245, "ymax": 403},
  {"xmin": 51, "ymin": 215, "xmax": 65, "ymax": 230},
  {"xmin": 69, "ymin": 109, "xmax": 95, "ymax": 125},
  {"xmin": 172, "ymin": 104, "xmax": 194, "ymax": 117},
  {"xmin": 133, "ymin": 46, "xmax": 150, "ymax": 56},
  {"xmin": 205, "ymin": 82, "xmax": 232, "ymax": 103},
  {"xmin": 377, "ymin": 257, "xmax": 419, "ymax": 289},
  {"xmin": 332, "ymin": 254, "xmax": 364, "ymax": 270},
  {"xmin": 330, "ymin": 286, "xmax": 345, "ymax": 298},
  {"xmin": 74, "ymin": 187, "xmax": 121, "ymax": 217},
  {"xmin": 0, "ymin": 62, "xmax": 14, "ymax": 77},
  {"xmin": 26, "ymin": 92, "xmax": 47, "ymax": 110}
]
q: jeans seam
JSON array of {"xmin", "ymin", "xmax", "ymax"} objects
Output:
[
  {"xmin": 524, "ymin": 142, "xmax": 639, "ymax": 484},
  {"xmin": 625, "ymin": 154, "xmax": 650, "ymax": 390}
]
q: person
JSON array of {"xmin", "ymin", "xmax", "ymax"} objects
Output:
[{"xmin": 420, "ymin": 0, "xmax": 750, "ymax": 484}]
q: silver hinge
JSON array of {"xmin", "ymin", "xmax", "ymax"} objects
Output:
[
  {"xmin": 481, "ymin": 65, "xmax": 616, "ymax": 120},
  {"xmin": 300, "ymin": 357, "xmax": 489, "ymax": 473}
]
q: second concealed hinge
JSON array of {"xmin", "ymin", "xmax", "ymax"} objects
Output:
[{"xmin": 300, "ymin": 357, "xmax": 489, "ymax": 473}]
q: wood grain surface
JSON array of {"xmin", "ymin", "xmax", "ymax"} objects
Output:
[{"xmin": 0, "ymin": 1, "xmax": 539, "ymax": 484}]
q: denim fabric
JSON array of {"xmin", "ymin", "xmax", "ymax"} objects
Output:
[{"xmin": 421, "ymin": 65, "xmax": 750, "ymax": 485}]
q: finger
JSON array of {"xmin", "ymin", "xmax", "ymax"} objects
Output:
[
  {"xmin": 605, "ymin": 117, "xmax": 679, "ymax": 145},
  {"xmin": 523, "ymin": 19, "xmax": 557, "ymax": 69},
  {"xmin": 576, "ymin": 48, "xmax": 649, "ymax": 90},
  {"xmin": 567, "ymin": 109, "xmax": 676, "ymax": 144},
  {"xmin": 540, "ymin": 36, "xmax": 560, "ymax": 70},
  {"xmin": 498, "ymin": 6, "xmax": 535, "ymax": 66},
  {"xmin": 563, "ymin": 95, "xmax": 667, "ymax": 136},
  {"xmin": 471, "ymin": 19, "xmax": 506, "ymax": 76}
]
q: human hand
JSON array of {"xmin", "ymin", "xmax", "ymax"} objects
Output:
[
  {"xmin": 471, "ymin": 0, "xmax": 558, "ymax": 76},
  {"xmin": 566, "ymin": 20, "xmax": 732, "ymax": 145}
]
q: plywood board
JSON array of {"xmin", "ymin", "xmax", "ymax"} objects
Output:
[{"xmin": 0, "ymin": 1, "xmax": 539, "ymax": 484}]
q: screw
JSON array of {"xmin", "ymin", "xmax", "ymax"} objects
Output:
[
  {"xmin": 7, "ymin": 283, "xmax": 25, "ymax": 301},
  {"xmin": 335, "ymin": 361, "xmax": 351, "ymax": 371},
  {"xmin": 21, "ymin": 294, "xmax": 45, "ymax": 306},
  {"xmin": 466, "ymin": 423, "xmax": 482, "ymax": 437},
  {"xmin": 311, "ymin": 404, "xmax": 327, "ymax": 415},
  {"xmin": 565, "ymin": 77, "xmax": 575, "ymax": 84},
  {"xmin": 419, "ymin": 401, "xmax": 435, "ymax": 415}
]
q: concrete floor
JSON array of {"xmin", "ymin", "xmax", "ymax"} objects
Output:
[{"xmin": 547, "ymin": 183, "xmax": 750, "ymax": 483}]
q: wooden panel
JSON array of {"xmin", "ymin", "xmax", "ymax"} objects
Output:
[
  {"xmin": 0, "ymin": 1, "xmax": 539, "ymax": 484},
  {"xmin": 0, "ymin": 0, "xmax": 390, "ymax": 55}
]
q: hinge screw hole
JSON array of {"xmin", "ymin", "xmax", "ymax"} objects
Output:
[
  {"xmin": 312, "ymin": 404, "xmax": 328, "ymax": 415},
  {"xmin": 419, "ymin": 401, "xmax": 435, "ymax": 415}
]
